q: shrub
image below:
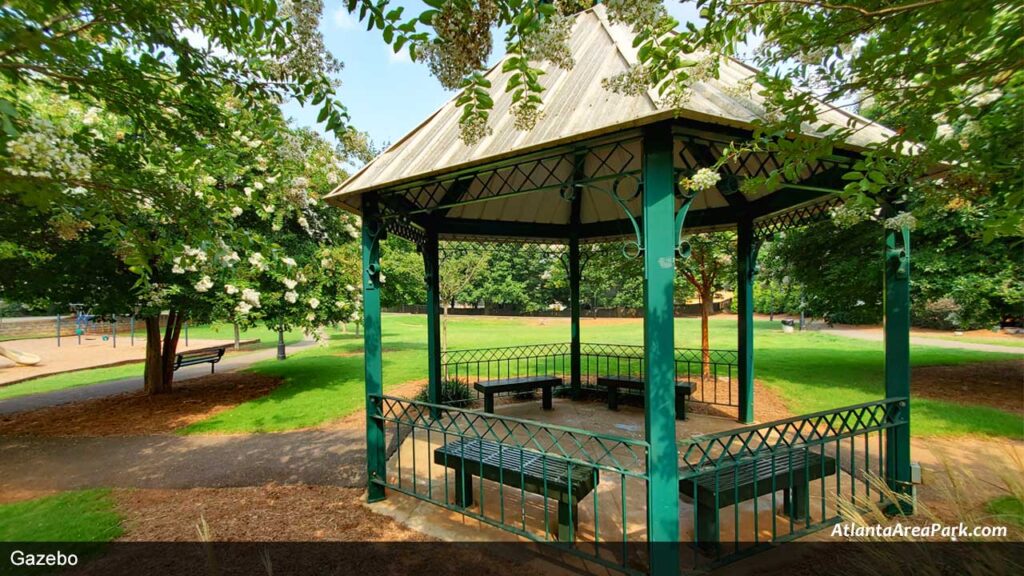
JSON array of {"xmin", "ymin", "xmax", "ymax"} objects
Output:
[{"xmin": 415, "ymin": 378, "xmax": 475, "ymax": 407}]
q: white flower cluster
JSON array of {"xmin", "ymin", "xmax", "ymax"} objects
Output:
[
  {"xmin": 194, "ymin": 275, "xmax": 214, "ymax": 293},
  {"xmin": 236, "ymin": 288, "xmax": 262, "ymax": 315},
  {"xmin": 459, "ymin": 112, "xmax": 492, "ymax": 146},
  {"xmin": 5, "ymin": 117, "xmax": 92, "ymax": 181},
  {"xmin": 221, "ymin": 251, "xmax": 241, "ymax": 266},
  {"xmin": 248, "ymin": 252, "xmax": 267, "ymax": 271},
  {"xmin": 681, "ymin": 168, "xmax": 721, "ymax": 192},
  {"xmin": 172, "ymin": 245, "xmax": 208, "ymax": 274},
  {"xmin": 285, "ymin": 291, "xmax": 298, "ymax": 303},
  {"xmin": 417, "ymin": 0, "xmax": 499, "ymax": 90},
  {"xmin": 281, "ymin": 256, "xmax": 297, "ymax": 267},
  {"xmin": 884, "ymin": 212, "xmax": 918, "ymax": 231},
  {"xmin": 605, "ymin": 0, "xmax": 667, "ymax": 30},
  {"xmin": 521, "ymin": 7, "xmax": 574, "ymax": 70},
  {"xmin": 829, "ymin": 204, "xmax": 872, "ymax": 228}
]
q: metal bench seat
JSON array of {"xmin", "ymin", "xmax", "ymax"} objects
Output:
[
  {"xmin": 679, "ymin": 449, "xmax": 837, "ymax": 549},
  {"xmin": 596, "ymin": 375, "xmax": 694, "ymax": 419},
  {"xmin": 434, "ymin": 438, "xmax": 598, "ymax": 541},
  {"xmin": 473, "ymin": 375, "xmax": 561, "ymax": 413},
  {"xmin": 173, "ymin": 347, "xmax": 226, "ymax": 373}
]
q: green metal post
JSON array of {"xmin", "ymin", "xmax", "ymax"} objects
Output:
[
  {"xmin": 884, "ymin": 222, "xmax": 913, "ymax": 512},
  {"xmin": 642, "ymin": 123, "xmax": 680, "ymax": 575},
  {"xmin": 362, "ymin": 193, "xmax": 386, "ymax": 502},
  {"xmin": 424, "ymin": 228, "xmax": 443, "ymax": 415},
  {"xmin": 736, "ymin": 215, "xmax": 756, "ymax": 424},
  {"xmin": 569, "ymin": 152, "xmax": 584, "ymax": 398},
  {"xmin": 569, "ymin": 235, "xmax": 582, "ymax": 397}
]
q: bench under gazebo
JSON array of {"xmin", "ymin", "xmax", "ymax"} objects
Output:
[{"xmin": 326, "ymin": 6, "xmax": 913, "ymax": 575}]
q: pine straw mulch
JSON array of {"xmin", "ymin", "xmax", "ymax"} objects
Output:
[
  {"xmin": 912, "ymin": 359, "xmax": 1023, "ymax": 415},
  {"xmin": 0, "ymin": 372, "xmax": 281, "ymax": 437},
  {"xmin": 68, "ymin": 484, "xmax": 538, "ymax": 576}
]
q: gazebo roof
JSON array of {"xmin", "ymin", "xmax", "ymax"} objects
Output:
[{"xmin": 326, "ymin": 5, "xmax": 892, "ymax": 243}]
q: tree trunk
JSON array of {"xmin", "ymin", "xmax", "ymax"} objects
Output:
[
  {"xmin": 441, "ymin": 304, "xmax": 449, "ymax": 353},
  {"xmin": 143, "ymin": 316, "xmax": 166, "ymax": 395},
  {"xmin": 233, "ymin": 322, "xmax": 241, "ymax": 350},
  {"xmin": 143, "ymin": 311, "xmax": 183, "ymax": 395},
  {"xmin": 700, "ymin": 290, "xmax": 712, "ymax": 379}
]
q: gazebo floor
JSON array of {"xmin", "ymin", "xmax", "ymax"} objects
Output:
[{"xmin": 370, "ymin": 397, "xmax": 863, "ymax": 572}]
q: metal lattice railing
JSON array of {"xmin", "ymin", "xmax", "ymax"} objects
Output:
[
  {"xmin": 371, "ymin": 394, "xmax": 652, "ymax": 574},
  {"xmin": 440, "ymin": 342, "xmax": 740, "ymax": 409},
  {"xmin": 675, "ymin": 398, "xmax": 908, "ymax": 570}
]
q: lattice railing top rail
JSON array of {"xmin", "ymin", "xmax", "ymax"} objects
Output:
[
  {"xmin": 442, "ymin": 343, "xmax": 571, "ymax": 365},
  {"xmin": 443, "ymin": 342, "xmax": 739, "ymax": 366},
  {"xmin": 373, "ymin": 395, "xmax": 649, "ymax": 475},
  {"xmin": 754, "ymin": 196, "xmax": 844, "ymax": 240},
  {"xmin": 678, "ymin": 398, "xmax": 906, "ymax": 474}
]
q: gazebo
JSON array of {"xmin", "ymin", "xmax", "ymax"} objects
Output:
[{"xmin": 326, "ymin": 6, "xmax": 912, "ymax": 575}]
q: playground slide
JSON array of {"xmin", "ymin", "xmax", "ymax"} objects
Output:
[{"xmin": 0, "ymin": 344, "xmax": 42, "ymax": 366}]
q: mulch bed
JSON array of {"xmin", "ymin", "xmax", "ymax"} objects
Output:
[
  {"xmin": 115, "ymin": 484, "xmax": 430, "ymax": 542},
  {"xmin": 912, "ymin": 359, "xmax": 1023, "ymax": 414},
  {"xmin": 0, "ymin": 373, "xmax": 281, "ymax": 436}
]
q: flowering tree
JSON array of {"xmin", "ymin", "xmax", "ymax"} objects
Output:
[{"xmin": 0, "ymin": 1, "xmax": 367, "ymax": 394}]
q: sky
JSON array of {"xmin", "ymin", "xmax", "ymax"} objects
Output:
[{"xmin": 280, "ymin": 1, "xmax": 702, "ymax": 153}]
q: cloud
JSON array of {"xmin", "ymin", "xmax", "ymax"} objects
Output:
[{"xmin": 333, "ymin": 7, "xmax": 356, "ymax": 29}]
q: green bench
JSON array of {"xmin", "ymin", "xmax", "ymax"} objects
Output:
[
  {"xmin": 474, "ymin": 375, "xmax": 561, "ymax": 414},
  {"xmin": 434, "ymin": 438, "xmax": 598, "ymax": 541},
  {"xmin": 173, "ymin": 347, "xmax": 226, "ymax": 374},
  {"xmin": 679, "ymin": 449, "xmax": 837, "ymax": 550},
  {"xmin": 596, "ymin": 376, "xmax": 694, "ymax": 420}
]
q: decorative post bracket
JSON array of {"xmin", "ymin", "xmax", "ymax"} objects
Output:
[{"xmin": 887, "ymin": 225, "xmax": 911, "ymax": 280}]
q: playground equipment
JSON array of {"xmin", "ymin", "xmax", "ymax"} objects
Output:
[
  {"xmin": 57, "ymin": 305, "xmax": 136, "ymax": 348},
  {"xmin": 0, "ymin": 344, "xmax": 41, "ymax": 366}
]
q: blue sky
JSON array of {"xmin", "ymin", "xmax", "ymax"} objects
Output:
[{"xmin": 281, "ymin": 2, "xmax": 702, "ymax": 152}]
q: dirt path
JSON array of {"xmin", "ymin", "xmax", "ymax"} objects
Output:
[
  {"xmin": 819, "ymin": 325, "xmax": 1024, "ymax": 354},
  {"xmin": 0, "ymin": 428, "xmax": 366, "ymax": 494}
]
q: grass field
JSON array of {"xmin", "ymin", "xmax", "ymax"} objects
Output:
[
  {"xmin": 0, "ymin": 489, "xmax": 122, "ymax": 541},
  {"xmin": 184, "ymin": 314, "xmax": 1021, "ymax": 438},
  {"xmin": 0, "ymin": 362, "xmax": 145, "ymax": 401}
]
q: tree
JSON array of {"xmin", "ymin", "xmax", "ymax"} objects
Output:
[
  {"xmin": 439, "ymin": 248, "xmax": 491, "ymax": 350},
  {"xmin": 346, "ymin": 1, "xmax": 1021, "ymax": 241},
  {"xmin": 772, "ymin": 205, "xmax": 1023, "ymax": 328},
  {"xmin": 0, "ymin": 1, "xmax": 367, "ymax": 394},
  {"xmin": 678, "ymin": 232, "xmax": 734, "ymax": 376}
]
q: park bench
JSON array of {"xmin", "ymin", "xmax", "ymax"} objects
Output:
[
  {"xmin": 173, "ymin": 347, "xmax": 226, "ymax": 373},
  {"xmin": 474, "ymin": 375, "xmax": 561, "ymax": 414},
  {"xmin": 678, "ymin": 449, "xmax": 837, "ymax": 550},
  {"xmin": 434, "ymin": 438, "xmax": 598, "ymax": 541},
  {"xmin": 596, "ymin": 376, "xmax": 694, "ymax": 420}
]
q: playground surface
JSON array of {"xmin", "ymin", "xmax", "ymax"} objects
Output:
[{"xmin": 0, "ymin": 335, "xmax": 240, "ymax": 386}]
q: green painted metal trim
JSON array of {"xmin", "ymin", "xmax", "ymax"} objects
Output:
[
  {"xmin": 641, "ymin": 123, "xmax": 681, "ymax": 575},
  {"xmin": 736, "ymin": 214, "xmax": 756, "ymax": 424},
  {"xmin": 424, "ymin": 228, "xmax": 443, "ymax": 417},
  {"xmin": 884, "ymin": 222, "xmax": 913, "ymax": 512},
  {"xmin": 569, "ymin": 153, "xmax": 583, "ymax": 396},
  {"xmin": 362, "ymin": 193, "xmax": 386, "ymax": 502}
]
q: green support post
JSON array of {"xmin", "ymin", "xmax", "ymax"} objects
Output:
[
  {"xmin": 424, "ymin": 228, "xmax": 443, "ymax": 416},
  {"xmin": 736, "ymin": 215, "xmax": 756, "ymax": 424},
  {"xmin": 362, "ymin": 193, "xmax": 386, "ymax": 502},
  {"xmin": 569, "ymin": 235, "xmax": 582, "ymax": 398},
  {"xmin": 642, "ymin": 124, "xmax": 680, "ymax": 575},
  {"xmin": 884, "ymin": 222, "xmax": 913, "ymax": 512}
]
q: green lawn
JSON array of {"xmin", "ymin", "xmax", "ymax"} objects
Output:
[
  {"xmin": 183, "ymin": 314, "xmax": 1021, "ymax": 439},
  {"xmin": 183, "ymin": 322, "xmax": 310, "ymax": 349},
  {"xmin": 0, "ymin": 489, "xmax": 122, "ymax": 542},
  {"xmin": 0, "ymin": 362, "xmax": 145, "ymax": 401}
]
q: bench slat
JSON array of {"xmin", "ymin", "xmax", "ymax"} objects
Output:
[
  {"xmin": 434, "ymin": 438, "xmax": 595, "ymax": 494},
  {"xmin": 473, "ymin": 376, "xmax": 561, "ymax": 393},
  {"xmin": 679, "ymin": 450, "xmax": 837, "ymax": 509}
]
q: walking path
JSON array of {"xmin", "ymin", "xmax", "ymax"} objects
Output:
[
  {"xmin": 818, "ymin": 326, "xmax": 1023, "ymax": 354},
  {"xmin": 0, "ymin": 428, "xmax": 365, "ymax": 492},
  {"xmin": 0, "ymin": 340, "xmax": 316, "ymax": 416}
]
